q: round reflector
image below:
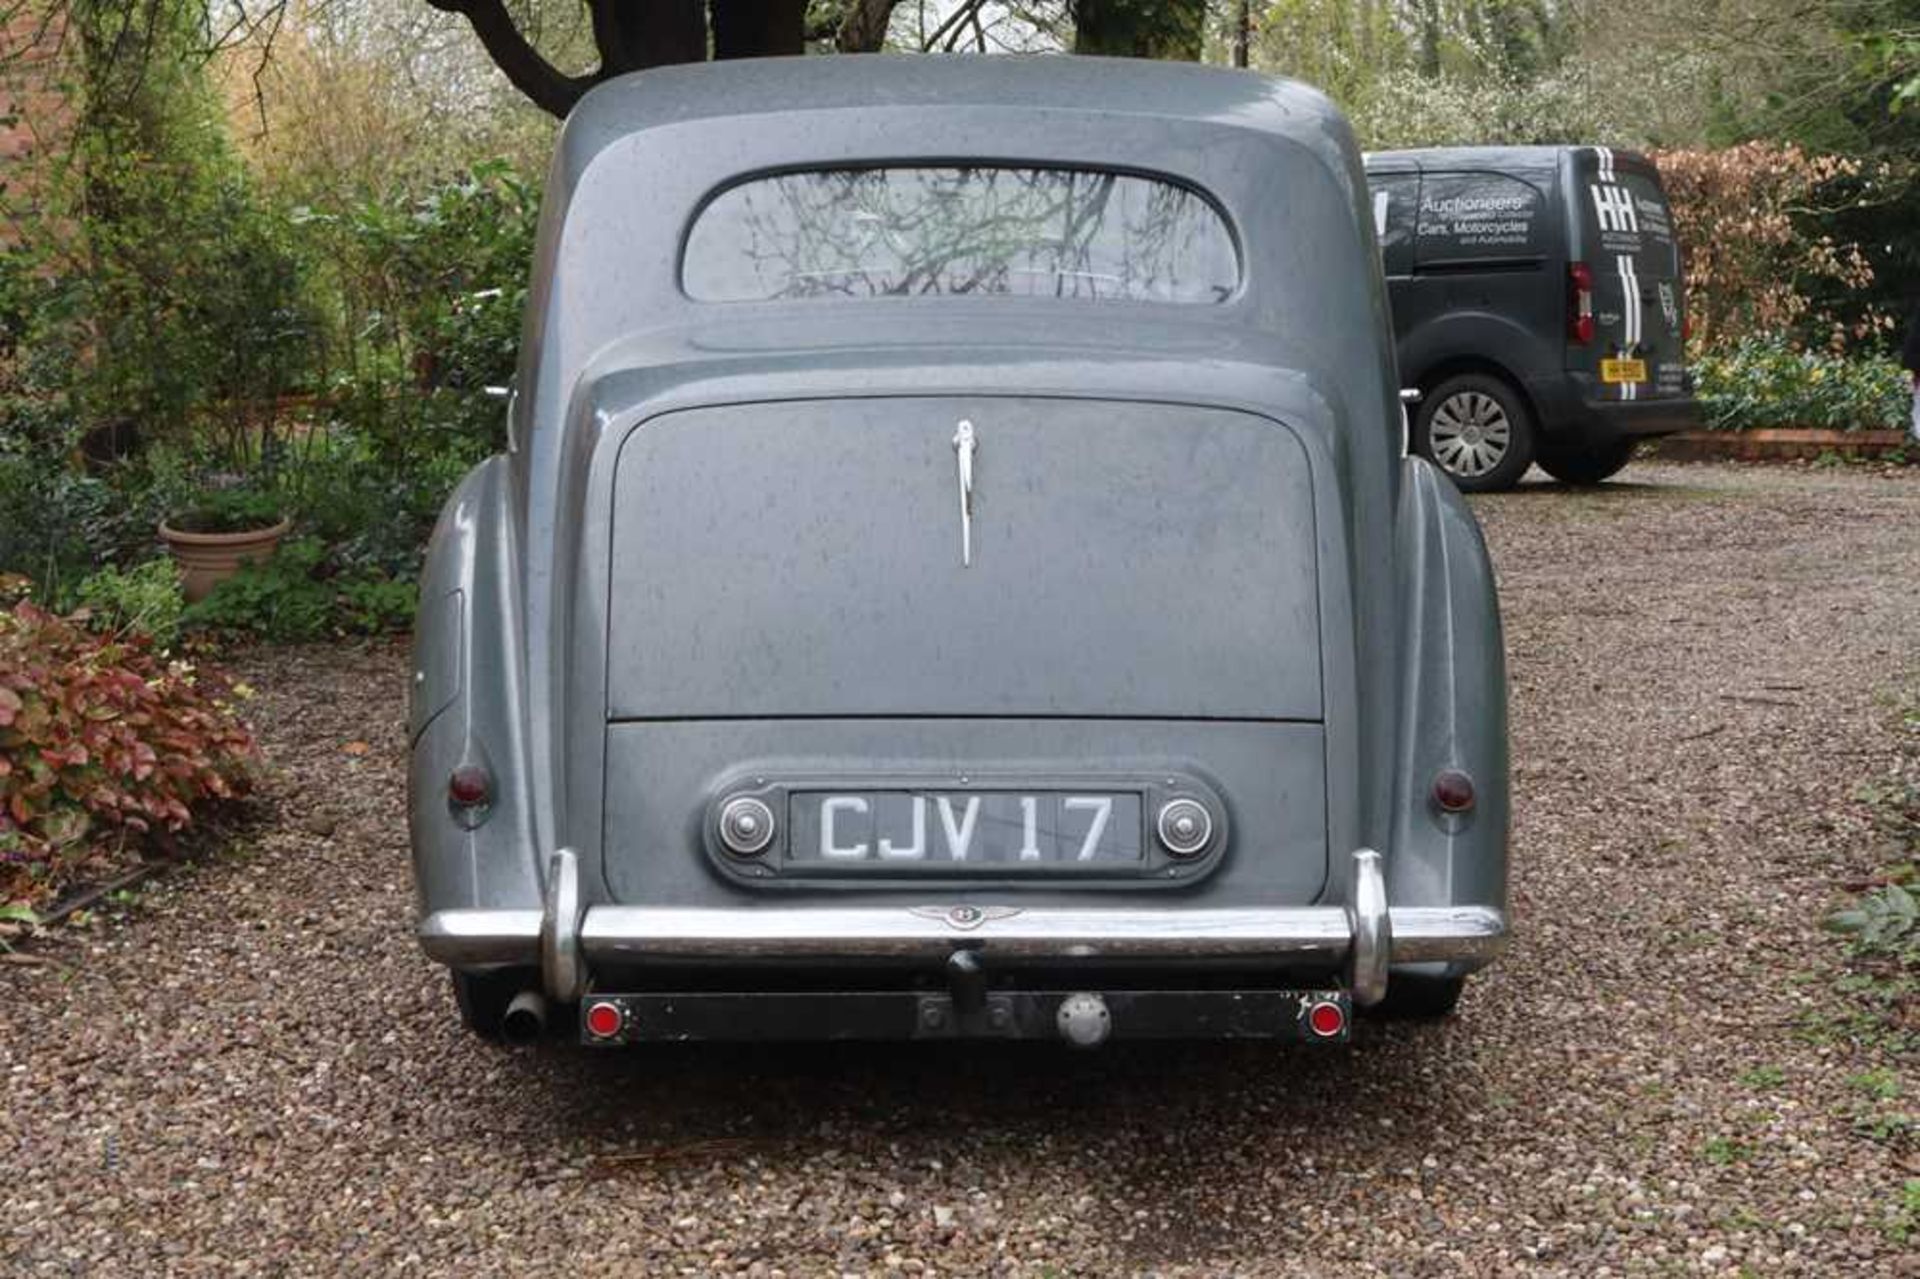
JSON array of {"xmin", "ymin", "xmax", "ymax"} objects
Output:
[
  {"xmin": 584, "ymin": 1001, "xmax": 624, "ymax": 1039},
  {"xmin": 1307, "ymin": 1000, "xmax": 1345, "ymax": 1037},
  {"xmin": 1432, "ymin": 769, "xmax": 1476, "ymax": 814}
]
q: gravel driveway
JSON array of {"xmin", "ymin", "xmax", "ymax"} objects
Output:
[{"xmin": 5, "ymin": 461, "xmax": 1918, "ymax": 1275}]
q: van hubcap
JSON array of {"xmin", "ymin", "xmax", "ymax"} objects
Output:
[{"xmin": 1428, "ymin": 392, "xmax": 1512, "ymax": 478}]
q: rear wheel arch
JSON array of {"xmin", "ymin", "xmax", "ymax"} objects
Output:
[
  {"xmin": 1408, "ymin": 363, "xmax": 1538, "ymax": 492},
  {"xmin": 1407, "ymin": 356, "xmax": 1541, "ymax": 427}
]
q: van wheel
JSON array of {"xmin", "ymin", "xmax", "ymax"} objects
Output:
[
  {"xmin": 1537, "ymin": 436, "xmax": 1638, "ymax": 486},
  {"xmin": 1414, "ymin": 375, "xmax": 1535, "ymax": 492},
  {"xmin": 1362, "ymin": 974, "xmax": 1466, "ymax": 1020}
]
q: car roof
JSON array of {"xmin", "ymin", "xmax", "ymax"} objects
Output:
[
  {"xmin": 513, "ymin": 55, "xmax": 1403, "ymax": 512},
  {"xmin": 1363, "ymin": 144, "xmax": 1649, "ymax": 174},
  {"xmin": 524, "ymin": 53, "xmax": 1392, "ymax": 372},
  {"xmin": 563, "ymin": 53, "xmax": 1350, "ymax": 169}
]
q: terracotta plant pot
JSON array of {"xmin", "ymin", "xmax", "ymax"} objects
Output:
[{"xmin": 158, "ymin": 516, "xmax": 292, "ymax": 603}]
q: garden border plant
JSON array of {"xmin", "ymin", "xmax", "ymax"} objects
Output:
[
  {"xmin": 1821, "ymin": 681, "xmax": 1918, "ymax": 1054},
  {"xmin": 0, "ymin": 584, "xmax": 259, "ymax": 910},
  {"xmin": 1693, "ymin": 336, "xmax": 1913, "ymax": 435}
]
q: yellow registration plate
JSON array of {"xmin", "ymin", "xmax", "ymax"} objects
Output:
[{"xmin": 1601, "ymin": 357, "xmax": 1648, "ymax": 384}]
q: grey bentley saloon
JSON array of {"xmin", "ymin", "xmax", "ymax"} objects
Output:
[{"xmin": 407, "ymin": 55, "xmax": 1510, "ymax": 1048}]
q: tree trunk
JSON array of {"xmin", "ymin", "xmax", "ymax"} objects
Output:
[
  {"xmin": 1071, "ymin": 0, "xmax": 1206, "ymax": 61},
  {"xmin": 623, "ymin": 0, "xmax": 708, "ymax": 70},
  {"xmin": 437, "ymin": 0, "xmax": 902, "ymax": 119},
  {"xmin": 835, "ymin": 0, "xmax": 903, "ymax": 53},
  {"xmin": 712, "ymin": 0, "xmax": 807, "ymax": 60}
]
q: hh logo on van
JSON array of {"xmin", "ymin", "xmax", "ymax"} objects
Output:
[{"xmin": 1591, "ymin": 183, "xmax": 1639, "ymax": 234}]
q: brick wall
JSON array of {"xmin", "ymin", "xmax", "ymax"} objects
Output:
[{"xmin": 1, "ymin": 1, "xmax": 74, "ymax": 226}]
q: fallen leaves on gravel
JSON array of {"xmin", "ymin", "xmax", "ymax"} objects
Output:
[{"xmin": 3, "ymin": 465, "xmax": 1918, "ymax": 1275}]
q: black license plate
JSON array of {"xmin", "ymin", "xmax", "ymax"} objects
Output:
[{"xmin": 787, "ymin": 791, "xmax": 1142, "ymax": 866}]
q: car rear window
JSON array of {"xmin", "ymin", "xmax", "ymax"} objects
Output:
[{"xmin": 683, "ymin": 166, "xmax": 1239, "ymax": 304}]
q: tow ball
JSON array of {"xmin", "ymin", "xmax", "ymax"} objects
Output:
[
  {"xmin": 1055, "ymin": 992, "xmax": 1113, "ymax": 1048},
  {"xmin": 947, "ymin": 951, "xmax": 1113, "ymax": 1046}
]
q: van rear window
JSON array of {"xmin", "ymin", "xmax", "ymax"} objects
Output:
[
  {"xmin": 683, "ymin": 166, "xmax": 1239, "ymax": 304},
  {"xmin": 1580, "ymin": 164, "xmax": 1679, "ymax": 276}
]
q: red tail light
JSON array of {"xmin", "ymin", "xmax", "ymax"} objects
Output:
[
  {"xmin": 1568, "ymin": 262, "xmax": 1594, "ymax": 344},
  {"xmin": 1307, "ymin": 1000, "xmax": 1346, "ymax": 1037},
  {"xmin": 585, "ymin": 1000, "xmax": 625, "ymax": 1039},
  {"xmin": 1432, "ymin": 769, "xmax": 1476, "ymax": 814},
  {"xmin": 448, "ymin": 764, "xmax": 491, "ymax": 808}
]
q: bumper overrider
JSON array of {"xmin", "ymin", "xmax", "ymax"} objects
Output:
[{"xmin": 418, "ymin": 849, "xmax": 1508, "ymax": 1045}]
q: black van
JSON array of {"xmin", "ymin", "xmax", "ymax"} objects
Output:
[{"xmin": 1364, "ymin": 146, "xmax": 1698, "ymax": 490}]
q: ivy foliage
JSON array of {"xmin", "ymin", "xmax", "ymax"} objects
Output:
[{"xmin": 63, "ymin": 0, "xmax": 321, "ymax": 438}]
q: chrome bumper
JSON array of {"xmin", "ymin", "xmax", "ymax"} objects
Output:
[{"xmin": 418, "ymin": 849, "xmax": 1507, "ymax": 1008}]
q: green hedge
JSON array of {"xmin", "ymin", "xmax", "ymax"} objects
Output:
[{"xmin": 1693, "ymin": 336, "xmax": 1911, "ymax": 432}]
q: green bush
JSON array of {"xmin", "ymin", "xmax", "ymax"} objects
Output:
[
  {"xmin": 54, "ymin": 2, "xmax": 323, "ymax": 440},
  {"xmin": 2, "ymin": 127, "xmax": 526, "ymax": 631},
  {"xmin": 313, "ymin": 159, "xmax": 537, "ymax": 471},
  {"xmin": 1694, "ymin": 336, "xmax": 1911, "ymax": 431},
  {"xmin": 181, "ymin": 538, "xmax": 333, "ymax": 642},
  {"xmin": 280, "ymin": 426, "xmax": 460, "ymax": 578},
  {"xmin": 74, "ymin": 560, "xmax": 185, "ymax": 649},
  {"xmin": 338, "ymin": 576, "xmax": 418, "ymax": 635},
  {"xmin": 0, "ymin": 435, "xmax": 117, "ymax": 601},
  {"xmin": 164, "ymin": 486, "xmax": 286, "ymax": 535},
  {"xmin": 0, "ymin": 601, "xmax": 256, "ymax": 907},
  {"xmin": 180, "ymin": 537, "xmax": 414, "ymax": 642}
]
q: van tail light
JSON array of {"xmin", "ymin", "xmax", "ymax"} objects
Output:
[{"xmin": 1568, "ymin": 261, "xmax": 1594, "ymax": 344}]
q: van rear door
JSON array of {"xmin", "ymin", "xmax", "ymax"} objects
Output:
[{"xmin": 1569, "ymin": 148, "xmax": 1687, "ymax": 402}]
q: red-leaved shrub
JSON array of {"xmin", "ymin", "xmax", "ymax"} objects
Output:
[
  {"xmin": 1652, "ymin": 143, "xmax": 1889, "ymax": 354},
  {"xmin": 0, "ymin": 600, "xmax": 258, "ymax": 906}
]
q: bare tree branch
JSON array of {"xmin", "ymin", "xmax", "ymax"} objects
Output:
[
  {"xmin": 0, "ymin": 0, "xmax": 72, "ymax": 67},
  {"xmin": 427, "ymin": 0, "xmax": 592, "ymax": 117},
  {"xmin": 925, "ymin": 0, "xmax": 986, "ymax": 52}
]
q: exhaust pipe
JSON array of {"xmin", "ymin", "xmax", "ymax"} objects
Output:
[{"xmin": 501, "ymin": 989, "xmax": 548, "ymax": 1045}]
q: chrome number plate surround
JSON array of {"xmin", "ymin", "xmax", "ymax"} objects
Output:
[{"xmin": 702, "ymin": 771, "xmax": 1228, "ymax": 889}]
